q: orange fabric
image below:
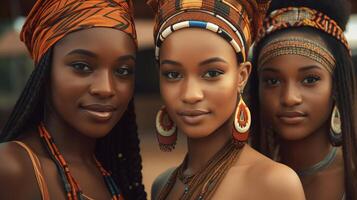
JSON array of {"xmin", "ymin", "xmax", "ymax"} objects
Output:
[
  {"xmin": 13, "ymin": 141, "xmax": 50, "ymax": 200},
  {"xmin": 21, "ymin": 0, "xmax": 137, "ymax": 64}
]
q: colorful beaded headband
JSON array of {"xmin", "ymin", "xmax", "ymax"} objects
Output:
[
  {"xmin": 258, "ymin": 38, "xmax": 336, "ymax": 73},
  {"xmin": 256, "ymin": 7, "xmax": 351, "ymax": 56},
  {"xmin": 149, "ymin": 0, "xmax": 271, "ymax": 63},
  {"xmin": 155, "ymin": 11, "xmax": 246, "ymax": 62}
]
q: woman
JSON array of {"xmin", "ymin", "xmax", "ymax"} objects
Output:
[
  {"xmin": 0, "ymin": 0, "xmax": 146, "ymax": 199},
  {"xmin": 148, "ymin": 0, "xmax": 305, "ymax": 199},
  {"xmin": 249, "ymin": 0, "xmax": 357, "ymax": 199}
]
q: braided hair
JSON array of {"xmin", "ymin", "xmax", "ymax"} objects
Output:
[
  {"xmin": 0, "ymin": 49, "xmax": 147, "ymax": 200},
  {"xmin": 249, "ymin": 0, "xmax": 357, "ymax": 198}
]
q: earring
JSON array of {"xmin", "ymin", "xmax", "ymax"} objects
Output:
[
  {"xmin": 232, "ymin": 93, "xmax": 251, "ymax": 145},
  {"xmin": 329, "ymin": 104, "xmax": 342, "ymax": 146},
  {"xmin": 155, "ymin": 106, "xmax": 177, "ymax": 152}
]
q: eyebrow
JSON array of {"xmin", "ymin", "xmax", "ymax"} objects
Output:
[
  {"xmin": 67, "ymin": 49, "xmax": 97, "ymax": 58},
  {"xmin": 66, "ymin": 49, "xmax": 135, "ymax": 62},
  {"xmin": 160, "ymin": 57, "xmax": 228, "ymax": 67},
  {"xmin": 260, "ymin": 65, "xmax": 323, "ymax": 73},
  {"xmin": 199, "ymin": 57, "xmax": 228, "ymax": 66},
  {"xmin": 298, "ymin": 65, "xmax": 323, "ymax": 72}
]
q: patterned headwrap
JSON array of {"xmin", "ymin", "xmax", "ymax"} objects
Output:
[
  {"xmin": 256, "ymin": 7, "xmax": 351, "ymax": 55},
  {"xmin": 21, "ymin": 0, "xmax": 137, "ymax": 64},
  {"xmin": 148, "ymin": 0, "xmax": 271, "ymax": 63}
]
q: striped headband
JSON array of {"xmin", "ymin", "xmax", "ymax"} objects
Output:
[
  {"xmin": 148, "ymin": 0, "xmax": 271, "ymax": 63},
  {"xmin": 256, "ymin": 7, "xmax": 351, "ymax": 56},
  {"xmin": 258, "ymin": 38, "xmax": 336, "ymax": 73},
  {"xmin": 21, "ymin": 0, "xmax": 137, "ymax": 64}
]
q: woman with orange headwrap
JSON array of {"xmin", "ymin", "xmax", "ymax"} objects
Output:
[
  {"xmin": 0, "ymin": 0, "xmax": 146, "ymax": 199},
  {"xmin": 148, "ymin": 0, "xmax": 305, "ymax": 199}
]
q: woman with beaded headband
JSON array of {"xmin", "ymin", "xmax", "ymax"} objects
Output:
[
  {"xmin": 148, "ymin": 0, "xmax": 305, "ymax": 199},
  {"xmin": 0, "ymin": 0, "xmax": 146, "ymax": 199},
  {"xmin": 249, "ymin": 0, "xmax": 357, "ymax": 199}
]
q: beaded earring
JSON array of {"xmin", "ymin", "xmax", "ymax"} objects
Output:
[
  {"xmin": 232, "ymin": 92, "xmax": 251, "ymax": 145},
  {"xmin": 155, "ymin": 106, "xmax": 177, "ymax": 151},
  {"xmin": 329, "ymin": 104, "xmax": 342, "ymax": 146}
]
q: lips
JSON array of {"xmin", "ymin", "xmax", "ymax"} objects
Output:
[
  {"xmin": 277, "ymin": 111, "xmax": 307, "ymax": 125},
  {"xmin": 81, "ymin": 104, "xmax": 117, "ymax": 121},
  {"xmin": 177, "ymin": 109, "xmax": 210, "ymax": 125}
]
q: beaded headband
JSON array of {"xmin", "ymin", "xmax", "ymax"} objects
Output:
[
  {"xmin": 256, "ymin": 7, "xmax": 351, "ymax": 56},
  {"xmin": 148, "ymin": 0, "xmax": 271, "ymax": 63},
  {"xmin": 258, "ymin": 38, "xmax": 336, "ymax": 73}
]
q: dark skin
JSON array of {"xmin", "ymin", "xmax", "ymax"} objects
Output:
[
  {"xmin": 152, "ymin": 28, "xmax": 305, "ymax": 200},
  {"xmin": 258, "ymin": 31, "xmax": 344, "ymax": 200},
  {"xmin": 0, "ymin": 27, "xmax": 136, "ymax": 199}
]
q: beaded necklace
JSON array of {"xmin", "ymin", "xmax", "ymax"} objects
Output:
[
  {"xmin": 157, "ymin": 140, "xmax": 243, "ymax": 200},
  {"xmin": 38, "ymin": 123, "xmax": 124, "ymax": 200}
]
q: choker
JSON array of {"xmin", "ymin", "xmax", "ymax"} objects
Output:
[{"xmin": 296, "ymin": 147, "xmax": 338, "ymax": 177}]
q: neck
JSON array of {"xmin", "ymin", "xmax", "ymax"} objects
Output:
[
  {"xmin": 43, "ymin": 110, "xmax": 96, "ymax": 164},
  {"xmin": 280, "ymin": 125, "xmax": 332, "ymax": 172},
  {"xmin": 185, "ymin": 120, "xmax": 232, "ymax": 174}
]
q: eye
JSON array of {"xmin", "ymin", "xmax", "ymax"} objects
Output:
[
  {"xmin": 70, "ymin": 62, "xmax": 92, "ymax": 73},
  {"xmin": 114, "ymin": 66, "xmax": 134, "ymax": 77},
  {"xmin": 202, "ymin": 70, "xmax": 224, "ymax": 79},
  {"xmin": 302, "ymin": 75, "xmax": 321, "ymax": 85},
  {"xmin": 162, "ymin": 71, "xmax": 183, "ymax": 80},
  {"xmin": 264, "ymin": 78, "xmax": 280, "ymax": 86}
]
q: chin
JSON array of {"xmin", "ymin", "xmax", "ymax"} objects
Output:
[
  {"xmin": 275, "ymin": 126, "xmax": 312, "ymax": 141},
  {"xmin": 178, "ymin": 124, "xmax": 216, "ymax": 139},
  {"xmin": 77, "ymin": 123, "xmax": 114, "ymax": 139}
]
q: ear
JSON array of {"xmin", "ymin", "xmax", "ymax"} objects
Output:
[{"xmin": 236, "ymin": 61, "xmax": 252, "ymax": 91}]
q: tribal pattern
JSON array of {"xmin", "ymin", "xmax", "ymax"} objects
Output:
[
  {"xmin": 21, "ymin": 0, "xmax": 137, "ymax": 64},
  {"xmin": 256, "ymin": 7, "xmax": 351, "ymax": 55}
]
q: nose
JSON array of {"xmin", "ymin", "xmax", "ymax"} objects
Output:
[
  {"xmin": 89, "ymin": 70, "xmax": 115, "ymax": 98},
  {"xmin": 181, "ymin": 77, "xmax": 204, "ymax": 104},
  {"xmin": 280, "ymin": 82, "xmax": 302, "ymax": 107}
]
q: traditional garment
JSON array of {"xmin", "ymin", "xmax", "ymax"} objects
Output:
[
  {"xmin": 21, "ymin": 0, "xmax": 137, "ymax": 64},
  {"xmin": 148, "ymin": 0, "xmax": 271, "ymax": 62},
  {"xmin": 256, "ymin": 7, "xmax": 351, "ymax": 55}
]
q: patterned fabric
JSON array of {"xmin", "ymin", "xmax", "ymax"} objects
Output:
[
  {"xmin": 256, "ymin": 7, "xmax": 351, "ymax": 55},
  {"xmin": 148, "ymin": 0, "xmax": 271, "ymax": 62},
  {"xmin": 258, "ymin": 38, "xmax": 336, "ymax": 73},
  {"xmin": 21, "ymin": 0, "xmax": 137, "ymax": 64}
]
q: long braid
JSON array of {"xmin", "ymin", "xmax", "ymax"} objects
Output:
[
  {"xmin": 96, "ymin": 100, "xmax": 147, "ymax": 200},
  {"xmin": 0, "ymin": 49, "xmax": 52, "ymax": 141}
]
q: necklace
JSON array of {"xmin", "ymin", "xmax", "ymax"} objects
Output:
[
  {"xmin": 157, "ymin": 140, "xmax": 243, "ymax": 200},
  {"xmin": 38, "ymin": 123, "xmax": 124, "ymax": 200},
  {"xmin": 296, "ymin": 147, "xmax": 338, "ymax": 177}
]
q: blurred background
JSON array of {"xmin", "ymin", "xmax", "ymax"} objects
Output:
[{"xmin": 0, "ymin": 0, "xmax": 356, "ymax": 197}]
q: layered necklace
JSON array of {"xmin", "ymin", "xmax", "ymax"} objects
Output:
[
  {"xmin": 157, "ymin": 140, "xmax": 243, "ymax": 200},
  {"xmin": 296, "ymin": 146, "xmax": 338, "ymax": 177},
  {"xmin": 38, "ymin": 123, "xmax": 124, "ymax": 200}
]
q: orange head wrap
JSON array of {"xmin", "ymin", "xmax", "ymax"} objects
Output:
[
  {"xmin": 147, "ymin": 0, "xmax": 270, "ymax": 62},
  {"xmin": 21, "ymin": 0, "xmax": 137, "ymax": 64}
]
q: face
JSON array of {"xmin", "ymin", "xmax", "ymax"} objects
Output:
[
  {"xmin": 258, "ymin": 33, "xmax": 333, "ymax": 141},
  {"xmin": 159, "ymin": 28, "xmax": 250, "ymax": 138},
  {"xmin": 50, "ymin": 27, "xmax": 136, "ymax": 138}
]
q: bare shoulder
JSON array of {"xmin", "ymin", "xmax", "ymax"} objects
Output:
[
  {"xmin": 151, "ymin": 167, "xmax": 176, "ymax": 200},
  {"xmin": 0, "ymin": 141, "xmax": 40, "ymax": 199},
  {"xmin": 241, "ymin": 146, "xmax": 305, "ymax": 200}
]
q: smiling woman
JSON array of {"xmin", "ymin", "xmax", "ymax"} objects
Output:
[
  {"xmin": 0, "ymin": 0, "xmax": 146, "ymax": 200},
  {"xmin": 147, "ymin": 0, "xmax": 306, "ymax": 200},
  {"xmin": 249, "ymin": 0, "xmax": 357, "ymax": 199}
]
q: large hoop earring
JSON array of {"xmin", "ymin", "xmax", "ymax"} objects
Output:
[
  {"xmin": 329, "ymin": 104, "xmax": 342, "ymax": 146},
  {"xmin": 155, "ymin": 106, "xmax": 177, "ymax": 152},
  {"xmin": 232, "ymin": 93, "xmax": 251, "ymax": 145}
]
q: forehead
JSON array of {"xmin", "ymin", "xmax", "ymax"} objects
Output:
[
  {"xmin": 159, "ymin": 28, "xmax": 237, "ymax": 63},
  {"xmin": 54, "ymin": 27, "xmax": 136, "ymax": 54}
]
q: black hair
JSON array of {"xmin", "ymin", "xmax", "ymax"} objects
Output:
[
  {"xmin": 0, "ymin": 49, "xmax": 147, "ymax": 200},
  {"xmin": 249, "ymin": 0, "xmax": 357, "ymax": 198}
]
